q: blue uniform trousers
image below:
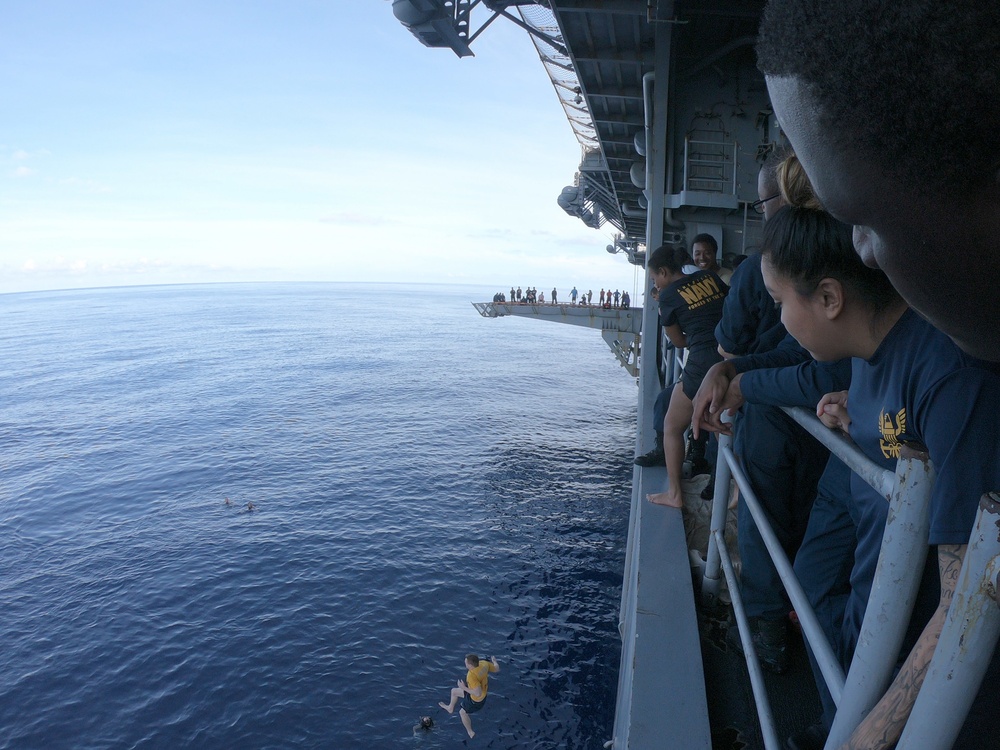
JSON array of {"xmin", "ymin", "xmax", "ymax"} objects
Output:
[
  {"xmin": 791, "ymin": 457, "xmax": 856, "ymax": 729},
  {"xmin": 734, "ymin": 402, "xmax": 829, "ymax": 621}
]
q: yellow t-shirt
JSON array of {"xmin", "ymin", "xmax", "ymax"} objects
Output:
[{"xmin": 466, "ymin": 661, "xmax": 498, "ymax": 702}]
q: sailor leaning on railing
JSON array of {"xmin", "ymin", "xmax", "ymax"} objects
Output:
[{"xmin": 696, "ymin": 166, "xmax": 1000, "ymax": 749}]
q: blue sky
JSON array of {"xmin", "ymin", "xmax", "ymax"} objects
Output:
[{"xmin": 0, "ymin": 1, "xmax": 641, "ymax": 295}]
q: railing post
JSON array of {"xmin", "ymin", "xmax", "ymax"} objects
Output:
[
  {"xmin": 825, "ymin": 446, "xmax": 934, "ymax": 749},
  {"xmin": 896, "ymin": 492, "xmax": 1000, "ymax": 749},
  {"xmin": 701, "ymin": 431, "xmax": 733, "ymax": 604}
]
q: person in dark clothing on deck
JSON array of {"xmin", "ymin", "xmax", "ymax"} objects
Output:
[
  {"xmin": 698, "ymin": 153, "xmax": 832, "ymax": 677},
  {"xmin": 644, "ymin": 245, "xmax": 728, "ymax": 508},
  {"xmin": 739, "ymin": 194, "xmax": 1000, "ymax": 750}
]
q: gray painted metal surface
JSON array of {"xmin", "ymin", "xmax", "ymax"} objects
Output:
[
  {"xmin": 612, "ymin": 466, "xmax": 712, "ymax": 750},
  {"xmin": 784, "ymin": 407, "xmax": 895, "ymax": 501},
  {"xmin": 896, "ymin": 492, "xmax": 1000, "ymax": 749},
  {"xmin": 714, "ymin": 526, "xmax": 780, "ymax": 750},
  {"xmin": 824, "ymin": 448, "xmax": 934, "ymax": 749},
  {"xmin": 471, "ymin": 302, "xmax": 640, "ymax": 333},
  {"xmin": 472, "ymin": 302, "xmax": 641, "ymax": 375}
]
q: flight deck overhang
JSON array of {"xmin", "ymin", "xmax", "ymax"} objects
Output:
[{"xmin": 472, "ymin": 301, "xmax": 641, "ymax": 376}]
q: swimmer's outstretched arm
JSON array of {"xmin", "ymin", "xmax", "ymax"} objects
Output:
[{"xmin": 490, "ymin": 655, "xmax": 500, "ymax": 672}]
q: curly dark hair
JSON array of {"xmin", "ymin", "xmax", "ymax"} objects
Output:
[
  {"xmin": 647, "ymin": 244, "xmax": 689, "ymax": 275},
  {"xmin": 691, "ymin": 233, "xmax": 718, "ymax": 253},
  {"xmin": 757, "ymin": 0, "xmax": 1000, "ymax": 193}
]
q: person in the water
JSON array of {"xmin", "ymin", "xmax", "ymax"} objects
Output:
[
  {"xmin": 412, "ymin": 716, "xmax": 434, "ymax": 734},
  {"xmin": 438, "ymin": 654, "xmax": 499, "ymax": 739}
]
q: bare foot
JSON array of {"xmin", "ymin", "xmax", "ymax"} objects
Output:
[
  {"xmin": 467, "ymin": 729, "xmax": 475, "ymax": 739},
  {"xmin": 438, "ymin": 701, "xmax": 454, "ymax": 714},
  {"xmin": 646, "ymin": 490, "xmax": 682, "ymax": 508}
]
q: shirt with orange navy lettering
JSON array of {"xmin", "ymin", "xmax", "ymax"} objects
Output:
[{"xmin": 657, "ymin": 270, "xmax": 728, "ymax": 351}]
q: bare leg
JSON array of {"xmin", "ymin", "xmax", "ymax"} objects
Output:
[
  {"xmin": 459, "ymin": 708, "xmax": 475, "ymax": 739},
  {"xmin": 439, "ymin": 687, "xmax": 463, "ymax": 714},
  {"xmin": 647, "ymin": 382, "xmax": 694, "ymax": 508}
]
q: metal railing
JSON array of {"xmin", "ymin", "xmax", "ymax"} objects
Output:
[
  {"xmin": 701, "ymin": 406, "xmax": 1000, "ymax": 750},
  {"xmin": 661, "ymin": 331, "xmax": 684, "ymax": 387}
]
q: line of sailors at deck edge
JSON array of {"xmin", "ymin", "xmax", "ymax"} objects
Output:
[{"xmin": 492, "ymin": 286, "xmax": 631, "ymax": 309}]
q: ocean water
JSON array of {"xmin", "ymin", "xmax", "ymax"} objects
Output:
[{"xmin": 0, "ymin": 283, "xmax": 637, "ymax": 749}]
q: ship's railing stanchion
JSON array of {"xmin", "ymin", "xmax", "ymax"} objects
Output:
[
  {"xmin": 701, "ymin": 423, "xmax": 844, "ymax": 749},
  {"xmin": 660, "ymin": 329, "xmax": 684, "ymax": 387},
  {"xmin": 820, "ymin": 442, "xmax": 932, "ymax": 749},
  {"xmin": 700, "ymin": 406, "xmax": 951, "ymax": 748},
  {"xmin": 895, "ymin": 492, "xmax": 1000, "ymax": 750},
  {"xmin": 713, "ymin": 522, "xmax": 781, "ymax": 750},
  {"xmin": 701, "ymin": 430, "xmax": 732, "ymax": 604}
]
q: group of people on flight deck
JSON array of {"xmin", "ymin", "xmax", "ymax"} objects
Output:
[
  {"xmin": 495, "ymin": 287, "xmax": 635, "ymax": 309},
  {"xmin": 638, "ymin": 2, "xmax": 1000, "ymax": 749}
]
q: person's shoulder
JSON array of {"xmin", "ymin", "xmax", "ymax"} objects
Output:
[{"xmin": 887, "ymin": 310, "xmax": 973, "ymax": 371}]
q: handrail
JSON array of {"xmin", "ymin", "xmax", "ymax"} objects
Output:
[
  {"xmin": 720, "ymin": 437, "xmax": 845, "ymax": 706},
  {"xmin": 713, "ymin": 521, "xmax": 781, "ymax": 750},
  {"xmin": 702, "ymin": 405, "xmax": 1000, "ymax": 750},
  {"xmin": 896, "ymin": 493, "xmax": 1000, "ymax": 749},
  {"xmin": 782, "ymin": 407, "xmax": 894, "ymax": 500},
  {"xmin": 824, "ymin": 444, "xmax": 932, "ymax": 748}
]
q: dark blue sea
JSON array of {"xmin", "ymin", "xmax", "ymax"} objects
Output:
[{"xmin": 0, "ymin": 283, "xmax": 637, "ymax": 749}]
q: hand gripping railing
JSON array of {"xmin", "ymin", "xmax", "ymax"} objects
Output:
[{"xmin": 702, "ymin": 406, "xmax": 935, "ymax": 750}]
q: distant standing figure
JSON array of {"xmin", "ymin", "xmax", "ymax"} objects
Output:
[
  {"xmin": 587, "ymin": 290, "xmax": 593, "ymax": 303},
  {"xmin": 613, "ymin": 290, "xmax": 620, "ymax": 307},
  {"xmin": 571, "ymin": 286, "xmax": 578, "ymax": 303},
  {"xmin": 551, "ymin": 288, "xmax": 558, "ymax": 304},
  {"xmin": 621, "ymin": 291, "xmax": 630, "ymax": 308},
  {"xmin": 516, "ymin": 287, "xmax": 522, "ymax": 302},
  {"xmin": 538, "ymin": 291, "xmax": 545, "ymax": 303},
  {"xmin": 510, "ymin": 287, "xmax": 515, "ymax": 301},
  {"xmin": 439, "ymin": 654, "xmax": 500, "ymax": 739},
  {"xmin": 599, "ymin": 289, "xmax": 605, "ymax": 305}
]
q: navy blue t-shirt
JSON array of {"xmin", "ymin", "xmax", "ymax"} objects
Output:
[
  {"xmin": 842, "ymin": 308, "xmax": 1000, "ymax": 671},
  {"xmin": 714, "ymin": 253, "xmax": 785, "ymax": 356},
  {"xmin": 658, "ymin": 270, "xmax": 728, "ymax": 352}
]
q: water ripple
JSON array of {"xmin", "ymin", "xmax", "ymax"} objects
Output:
[{"xmin": 0, "ymin": 284, "xmax": 635, "ymax": 749}]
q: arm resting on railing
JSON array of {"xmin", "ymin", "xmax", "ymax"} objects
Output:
[{"xmin": 836, "ymin": 544, "xmax": 966, "ymax": 750}]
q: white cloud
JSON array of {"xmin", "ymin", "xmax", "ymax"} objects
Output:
[{"xmin": 12, "ymin": 166, "xmax": 35, "ymax": 178}]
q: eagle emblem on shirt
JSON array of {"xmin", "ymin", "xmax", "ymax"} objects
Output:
[{"xmin": 878, "ymin": 407, "xmax": 907, "ymax": 459}]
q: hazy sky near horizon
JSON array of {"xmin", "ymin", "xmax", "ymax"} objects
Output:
[{"xmin": 0, "ymin": 1, "xmax": 641, "ymax": 295}]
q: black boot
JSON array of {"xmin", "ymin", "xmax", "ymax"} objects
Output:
[
  {"xmin": 634, "ymin": 438, "xmax": 666, "ymax": 467},
  {"xmin": 683, "ymin": 432, "xmax": 712, "ymax": 478},
  {"xmin": 700, "ymin": 475, "xmax": 716, "ymax": 500},
  {"xmin": 726, "ymin": 616, "xmax": 789, "ymax": 674},
  {"xmin": 786, "ymin": 722, "xmax": 828, "ymax": 750}
]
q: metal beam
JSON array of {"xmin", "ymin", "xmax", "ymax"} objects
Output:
[{"xmin": 551, "ymin": 0, "xmax": 648, "ymax": 15}]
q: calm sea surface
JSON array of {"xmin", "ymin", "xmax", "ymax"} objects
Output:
[{"xmin": 0, "ymin": 283, "xmax": 637, "ymax": 749}]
